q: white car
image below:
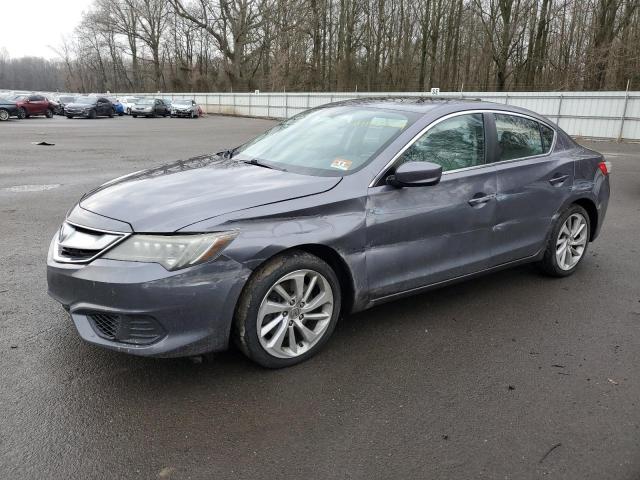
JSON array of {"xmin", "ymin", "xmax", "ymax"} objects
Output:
[{"xmin": 121, "ymin": 96, "xmax": 143, "ymax": 115}]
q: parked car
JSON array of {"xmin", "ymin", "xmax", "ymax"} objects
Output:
[
  {"xmin": 131, "ymin": 98, "xmax": 170, "ymax": 117},
  {"xmin": 0, "ymin": 97, "xmax": 20, "ymax": 121},
  {"xmin": 107, "ymin": 97, "xmax": 125, "ymax": 116},
  {"xmin": 120, "ymin": 96, "xmax": 141, "ymax": 115},
  {"xmin": 46, "ymin": 99, "xmax": 610, "ymax": 368},
  {"xmin": 171, "ymin": 99, "xmax": 202, "ymax": 118},
  {"xmin": 65, "ymin": 96, "xmax": 114, "ymax": 119},
  {"xmin": 54, "ymin": 95, "xmax": 76, "ymax": 115},
  {"xmin": 12, "ymin": 94, "xmax": 55, "ymax": 118}
]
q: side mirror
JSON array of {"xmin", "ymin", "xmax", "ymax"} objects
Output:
[{"xmin": 386, "ymin": 161, "xmax": 442, "ymax": 187}]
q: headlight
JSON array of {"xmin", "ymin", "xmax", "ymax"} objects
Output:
[{"xmin": 102, "ymin": 231, "xmax": 237, "ymax": 270}]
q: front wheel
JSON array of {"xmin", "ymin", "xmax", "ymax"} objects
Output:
[
  {"xmin": 538, "ymin": 204, "xmax": 590, "ymax": 277},
  {"xmin": 234, "ymin": 251, "xmax": 341, "ymax": 368},
  {"xmin": 132, "ymin": 114, "xmax": 137, "ymax": 118},
  {"xmin": 17, "ymin": 108, "xmax": 26, "ymax": 119},
  {"xmin": 0, "ymin": 109, "xmax": 9, "ymax": 121},
  {"xmin": 45, "ymin": 109, "xmax": 53, "ymax": 118},
  {"xmin": 66, "ymin": 115, "xmax": 73, "ymax": 119},
  {"xmin": 88, "ymin": 109, "xmax": 97, "ymax": 119}
]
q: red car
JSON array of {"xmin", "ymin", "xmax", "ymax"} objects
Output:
[{"xmin": 12, "ymin": 94, "xmax": 55, "ymax": 119}]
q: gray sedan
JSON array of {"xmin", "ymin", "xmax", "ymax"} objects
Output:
[{"xmin": 46, "ymin": 98, "xmax": 610, "ymax": 368}]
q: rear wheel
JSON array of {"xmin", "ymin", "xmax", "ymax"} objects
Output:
[
  {"xmin": 45, "ymin": 109, "xmax": 53, "ymax": 118},
  {"xmin": 234, "ymin": 251, "xmax": 341, "ymax": 368},
  {"xmin": 66, "ymin": 115, "xmax": 73, "ymax": 119},
  {"xmin": 538, "ymin": 204, "xmax": 590, "ymax": 277},
  {"xmin": 88, "ymin": 109, "xmax": 97, "ymax": 119},
  {"xmin": 17, "ymin": 108, "xmax": 26, "ymax": 119},
  {"xmin": 0, "ymin": 109, "xmax": 9, "ymax": 121},
  {"xmin": 132, "ymin": 114, "xmax": 137, "ymax": 118}
]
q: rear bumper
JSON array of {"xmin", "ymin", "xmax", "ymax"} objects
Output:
[{"xmin": 46, "ymin": 236, "xmax": 251, "ymax": 357}]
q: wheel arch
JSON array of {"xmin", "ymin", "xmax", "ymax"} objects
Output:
[
  {"xmin": 572, "ymin": 197, "xmax": 598, "ymax": 241},
  {"xmin": 244, "ymin": 244, "xmax": 356, "ymax": 317}
]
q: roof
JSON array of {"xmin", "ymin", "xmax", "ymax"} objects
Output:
[
  {"xmin": 326, "ymin": 96, "xmax": 482, "ymax": 113},
  {"xmin": 323, "ymin": 96, "xmax": 553, "ymax": 126}
]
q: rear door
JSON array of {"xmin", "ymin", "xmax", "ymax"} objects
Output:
[
  {"xmin": 28, "ymin": 95, "xmax": 45, "ymax": 114},
  {"xmin": 366, "ymin": 112, "xmax": 498, "ymax": 299},
  {"xmin": 488, "ymin": 112, "xmax": 573, "ymax": 265}
]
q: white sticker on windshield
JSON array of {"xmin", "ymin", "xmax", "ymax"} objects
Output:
[{"xmin": 330, "ymin": 158, "xmax": 353, "ymax": 171}]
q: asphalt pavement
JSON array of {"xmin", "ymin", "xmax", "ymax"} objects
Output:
[{"xmin": 1, "ymin": 114, "xmax": 639, "ymax": 480}]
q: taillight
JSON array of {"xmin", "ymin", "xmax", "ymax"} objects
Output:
[{"xmin": 598, "ymin": 161, "xmax": 611, "ymax": 176}]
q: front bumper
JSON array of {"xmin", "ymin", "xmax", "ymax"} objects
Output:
[
  {"xmin": 65, "ymin": 109, "xmax": 90, "ymax": 117},
  {"xmin": 172, "ymin": 110, "xmax": 194, "ymax": 117},
  {"xmin": 47, "ymin": 236, "xmax": 252, "ymax": 357}
]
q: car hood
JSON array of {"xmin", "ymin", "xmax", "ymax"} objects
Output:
[{"xmin": 79, "ymin": 155, "xmax": 341, "ymax": 232}]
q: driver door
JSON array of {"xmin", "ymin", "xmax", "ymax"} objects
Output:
[{"xmin": 365, "ymin": 113, "xmax": 498, "ymax": 300}]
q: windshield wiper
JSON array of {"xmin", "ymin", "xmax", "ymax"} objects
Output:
[
  {"xmin": 243, "ymin": 158, "xmax": 273, "ymax": 170},
  {"xmin": 217, "ymin": 147, "xmax": 238, "ymax": 159}
]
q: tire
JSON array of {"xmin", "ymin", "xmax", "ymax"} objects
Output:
[
  {"xmin": 108, "ymin": 110, "xmax": 113, "ymax": 118},
  {"xmin": 191, "ymin": 111, "xmax": 196, "ymax": 119},
  {"xmin": 234, "ymin": 250, "xmax": 342, "ymax": 368},
  {"xmin": 66, "ymin": 115, "xmax": 73, "ymax": 119},
  {"xmin": 88, "ymin": 109, "xmax": 97, "ymax": 119},
  {"xmin": 0, "ymin": 109, "xmax": 9, "ymax": 121},
  {"xmin": 538, "ymin": 204, "xmax": 591, "ymax": 277},
  {"xmin": 17, "ymin": 108, "xmax": 26, "ymax": 119},
  {"xmin": 132, "ymin": 114, "xmax": 137, "ymax": 118},
  {"xmin": 127, "ymin": 107, "xmax": 131, "ymax": 115},
  {"xmin": 118, "ymin": 112, "xmax": 123, "ymax": 116},
  {"xmin": 45, "ymin": 109, "xmax": 53, "ymax": 118}
]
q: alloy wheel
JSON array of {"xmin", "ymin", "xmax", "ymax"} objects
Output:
[
  {"xmin": 257, "ymin": 269, "xmax": 334, "ymax": 359},
  {"xmin": 556, "ymin": 213, "xmax": 588, "ymax": 270},
  {"xmin": 0, "ymin": 109, "xmax": 9, "ymax": 121}
]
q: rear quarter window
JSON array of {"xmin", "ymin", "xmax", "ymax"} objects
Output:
[{"xmin": 540, "ymin": 124, "xmax": 555, "ymax": 153}]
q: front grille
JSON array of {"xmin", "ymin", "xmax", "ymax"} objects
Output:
[
  {"xmin": 89, "ymin": 313, "xmax": 120, "ymax": 340},
  {"xmin": 87, "ymin": 312, "xmax": 165, "ymax": 345},
  {"xmin": 59, "ymin": 246, "xmax": 97, "ymax": 261},
  {"xmin": 53, "ymin": 222, "xmax": 127, "ymax": 263}
]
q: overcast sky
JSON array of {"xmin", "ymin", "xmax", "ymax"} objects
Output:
[{"xmin": 0, "ymin": 0, "xmax": 93, "ymax": 59}]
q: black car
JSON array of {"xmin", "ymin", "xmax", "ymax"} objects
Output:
[
  {"xmin": 54, "ymin": 95, "xmax": 76, "ymax": 115},
  {"xmin": 131, "ymin": 98, "xmax": 170, "ymax": 118},
  {"xmin": 65, "ymin": 96, "xmax": 114, "ymax": 119},
  {"xmin": 0, "ymin": 97, "xmax": 20, "ymax": 121}
]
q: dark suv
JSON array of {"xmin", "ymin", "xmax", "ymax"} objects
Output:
[
  {"xmin": 13, "ymin": 94, "xmax": 55, "ymax": 118},
  {"xmin": 65, "ymin": 96, "xmax": 114, "ymax": 119}
]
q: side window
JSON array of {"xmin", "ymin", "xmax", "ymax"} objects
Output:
[
  {"xmin": 494, "ymin": 114, "xmax": 543, "ymax": 161},
  {"xmin": 398, "ymin": 113, "xmax": 485, "ymax": 172},
  {"xmin": 540, "ymin": 124, "xmax": 555, "ymax": 153},
  {"xmin": 29, "ymin": 95, "xmax": 39, "ymax": 101}
]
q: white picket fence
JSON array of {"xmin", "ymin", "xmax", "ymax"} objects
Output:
[{"xmin": 119, "ymin": 90, "xmax": 640, "ymax": 140}]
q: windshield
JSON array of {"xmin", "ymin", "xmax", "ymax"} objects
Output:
[
  {"xmin": 74, "ymin": 96, "xmax": 97, "ymax": 105},
  {"xmin": 59, "ymin": 96, "xmax": 75, "ymax": 103},
  {"xmin": 137, "ymin": 99, "xmax": 154, "ymax": 105},
  {"xmin": 234, "ymin": 106, "xmax": 418, "ymax": 176},
  {"xmin": 174, "ymin": 100, "xmax": 192, "ymax": 106}
]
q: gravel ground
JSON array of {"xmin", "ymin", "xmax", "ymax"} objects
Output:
[{"xmin": 1, "ymin": 114, "xmax": 639, "ymax": 480}]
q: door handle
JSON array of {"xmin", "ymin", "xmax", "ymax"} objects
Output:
[
  {"xmin": 468, "ymin": 193, "xmax": 496, "ymax": 207},
  {"xmin": 549, "ymin": 174, "xmax": 569, "ymax": 186}
]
